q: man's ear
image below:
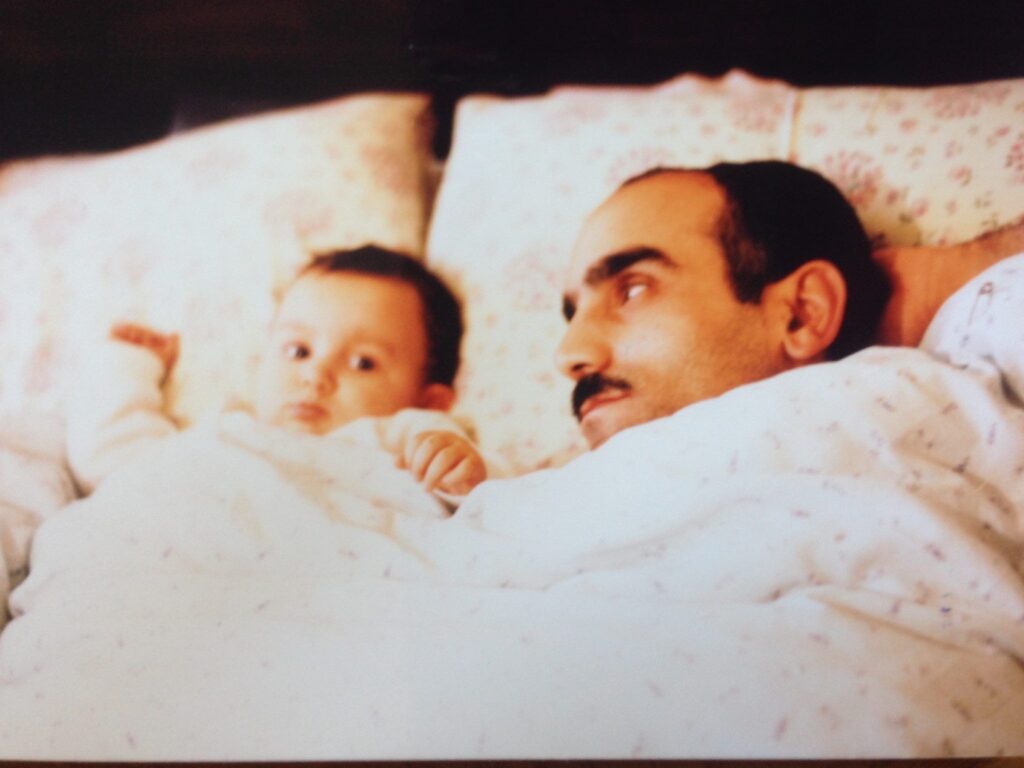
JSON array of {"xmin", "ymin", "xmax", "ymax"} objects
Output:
[
  {"xmin": 774, "ymin": 260, "xmax": 847, "ymax": 364},
  {"xmin": 417, "ymin": 383, "xmax": 455, "ymax": 411}
]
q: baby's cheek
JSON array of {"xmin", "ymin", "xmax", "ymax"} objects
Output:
[
  {"xmin": 332, "ymin": 387, "xmax": 384, "ymax": 420},
  {"xmin": 375, "ymin": 378, "xmax": 420, "ymax": 410}
]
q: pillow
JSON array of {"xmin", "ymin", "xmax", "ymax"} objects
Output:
[
  {"xmin": 790, "ymin": 79, "xmax": 1024, "ymax": 247},
  {"xmin": 0, "ymin": 93, "xmax": 435, "ymax": 450},
  {"xmin": 921, "ymin": 251, "xmax": 1024, "ymax": 405},
  {"xmin": 428, "ymin": 70, "xmax": 796, "ymax": 473}
]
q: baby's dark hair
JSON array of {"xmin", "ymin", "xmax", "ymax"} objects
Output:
[{"xmin": 302, "ymin": 246, "xmax": 463, "ymax": 386}]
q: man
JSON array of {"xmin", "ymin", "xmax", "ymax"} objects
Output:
[{"xmin": 558, "ymin": 160, "xmax": 1021, "ymax": 447}]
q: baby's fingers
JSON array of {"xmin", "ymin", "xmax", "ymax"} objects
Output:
[
  {"xmin": 436, "ymin": 455, "xmax": 486, "ymax": 496},
  {"xmin": 420, "ymin": 446, "xmax": 466, "ymax": 491},
  {"xmin": 111, "ymin": 323, "xmax": 156, "ymax": 346},
  {"xmin": 405, "ymin": 432, "xmax": 447, "ymax": 479},
  {"xmin": 110, "ymin": 323, "xmax": 179, "ymax": 372},
  {"xmin": 163, "ymin": 333, "xmax": 180, "ymax": 371}
]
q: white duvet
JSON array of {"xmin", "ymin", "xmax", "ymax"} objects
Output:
[
  {"xmin": 0, "ymin": 414, "xmax": 75, "ymax": 621},
  {"xmin": 1, "ymin": 257, "xmax": 1024, "ymax": 759}
]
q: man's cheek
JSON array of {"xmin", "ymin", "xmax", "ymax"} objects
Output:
[{"xmin": 624, "ymin": 326, "xmax": 685, "ymax": 362}]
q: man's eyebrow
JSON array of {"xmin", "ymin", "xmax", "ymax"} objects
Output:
[
  {"xmin": 562, "ymin": 247, "xmax": 673, "ymax": 320},
  {"xmin": 583, "ymin": 247, "xmax": 673, "ymax": 286}
]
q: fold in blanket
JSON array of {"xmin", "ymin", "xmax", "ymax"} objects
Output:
[{"xmin": 0, "ymin": 440, "xmax": 75, "ymax": 625}]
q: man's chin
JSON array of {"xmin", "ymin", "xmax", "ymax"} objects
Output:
[{"xmin": 580, "ymin": 408, "xmax": 640, "ymax": 449}]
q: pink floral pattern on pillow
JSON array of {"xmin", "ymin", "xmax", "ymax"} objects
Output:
[
  {"xmin": 819, "ymin": 151, "xmax": 884, "ymax": 208},
  {"xmin": 0, "ymin": 95, "xmax": 434, "ymax": 454},
  {"xmin": 1007, "ymin": 137, "xmax": 1024, "ymax": 184},
  {"xmin": 924, "ymin": 82, "xmax": 1013, "ymax": 119},
  {"xmin": 31, "ymin": 199, "xmax": 88, "ymax": 250},
  {"xmin": 727, "ymin": 92, "xmax": 789, "ymax": 133},
  {"xmin": 791, "ymin": 80, "xmax": 1024, "ymax": 247},
  {"xmin": 262, "ymin": 191, "xmax": 337, "ymax": 242}
]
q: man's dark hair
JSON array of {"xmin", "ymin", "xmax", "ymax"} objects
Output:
[
  {"xmin": 623, "ymin": 161, "xmax": 890, "ymax": 359},
  {"xmin": 302, "ymin": 245, "xmax": 463, "ymax": 386}
]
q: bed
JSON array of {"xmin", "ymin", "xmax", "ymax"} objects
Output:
[{"xmin": 1, "ymin": 71, "xmax": 1023, "ymax": 759}]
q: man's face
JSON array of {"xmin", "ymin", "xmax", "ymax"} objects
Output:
[
  {"xmin": 255, "ymin": 271, "xmax": 437, "ymax": 435},
  {"xmin": 557, "ymin": 171, "xmax": 785, "ymax": 448}
]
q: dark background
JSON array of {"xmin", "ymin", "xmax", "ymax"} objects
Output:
[{"xmin": 2, "ymin": 0, "xmax": 1023, "ymax": 159}]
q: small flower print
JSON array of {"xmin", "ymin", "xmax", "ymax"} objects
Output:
[
  {"xmin": 949, "ymin": 166, "xmax": 973, "ymax": 186},
  {"xmin": 605, "ymin": 146, "xmax": 675, "ymax": 188},
  {"xmin": 821, "ymin": 151, "xmax": 884, "ymax": 207},
  {"xmin": 727, "ymin": 96, "xmax": 785, "ymax": 134},
  {"xmin": 925, "ymin": 84, "xmax": 1011, "ymax": 119},
  {"xmin": 1006, "ymin": 135, "xmax": 1024, "ymax": 183}
]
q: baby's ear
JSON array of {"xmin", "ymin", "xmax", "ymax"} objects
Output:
[{"xmin": 417, "ymin": 383, "xmax": 455, "ymax": 411}]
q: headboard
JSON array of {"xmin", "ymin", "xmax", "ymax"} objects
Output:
[{"xmin": 3, "ymin": 0, "xmax": 1023, "ymax": 159}]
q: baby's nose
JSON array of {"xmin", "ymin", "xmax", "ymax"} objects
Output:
[{"xmin": 302, "ymin": 361, "xmax": 337, "ymax": 395}]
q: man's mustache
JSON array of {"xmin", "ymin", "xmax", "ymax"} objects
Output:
[{"xmin": 572, "ymin": 374, "xmax": 631, "ymax": 421}]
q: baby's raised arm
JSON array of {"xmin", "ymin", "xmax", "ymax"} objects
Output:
[
  {"xmin": 110, "ymin": 322, "xmax": 179, "ymax": 374},
  {"xmin": 66, "ymin": 323, "xmax": 181, "ymax": 494}
]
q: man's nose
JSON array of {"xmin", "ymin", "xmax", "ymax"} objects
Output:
[{"xmin": 555, "ymin": 317, "xmax": 610, "ymax": 380}]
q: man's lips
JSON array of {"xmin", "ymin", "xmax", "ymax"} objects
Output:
[
  {"xmin": 286, "ymin": 402, "xmax": 329, "ymax": 421},
  {"xmin": 578, "ymin": 390, "xmax": 629, "ymax": 420},
  {"xmin": 572, "ymin": 373, "xmax": 632, "ymax": 422}
]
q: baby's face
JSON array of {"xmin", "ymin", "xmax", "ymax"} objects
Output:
[{"xmin": 255, "ymin": 270, "xmax": 440, "ymax": 435}]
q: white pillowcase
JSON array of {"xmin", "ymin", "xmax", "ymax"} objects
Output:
[{"xmin": 792, "ymin": 79, "xmax": 1024, "ymax": 247}]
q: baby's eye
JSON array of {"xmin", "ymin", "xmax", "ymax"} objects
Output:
[
  {"xmin": 283, "ymin": 342, "xmax": 310, "ymax": 360},
  {"xmin": 349, "ymin": 354, "xmax": 377, "ymax": 372}
]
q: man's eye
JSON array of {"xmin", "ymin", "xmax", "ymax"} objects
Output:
[
  {"xmin": 622, "ymin": 281, "xmax": 648, "ymax": 302},
  {"xmin": 284, "ymin": 342, "xmax": 310, "ymax": 360},
  {"xmin": 349, "ymin": 355, "xmax": 377, "ymax": 372}
]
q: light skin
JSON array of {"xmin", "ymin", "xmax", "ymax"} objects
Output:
[
  {"xmin": 558, "ymin": 171, "xmax": 845, "ymax": 448},
  {"xmin": 112, "ymin": 269, "xmax": 485, "ymax": 496}
]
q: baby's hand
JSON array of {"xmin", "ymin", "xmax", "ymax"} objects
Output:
[
  {"xmin": 398, "ymin": 430, "xmax": 487, "ymax": 496},
  {"xmin": 110, "ymin": 323, "xmax": 180, "ymax": 375}
]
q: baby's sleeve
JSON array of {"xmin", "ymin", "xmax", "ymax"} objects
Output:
[{"xmin": 66, "ymin": 340, "xmax": 178, "ymax": 495}]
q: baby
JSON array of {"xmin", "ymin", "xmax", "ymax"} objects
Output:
[{"xmin": 67, "ymin": 246, "xmax": 489, "ymax": 509}]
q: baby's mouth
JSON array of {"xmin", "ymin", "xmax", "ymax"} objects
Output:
[{"xmin": 286, "ymin": 402, "xmax": 329, "ymax": 421}]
